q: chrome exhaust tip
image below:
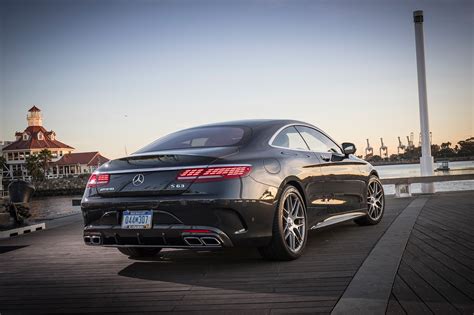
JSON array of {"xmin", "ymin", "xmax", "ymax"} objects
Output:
[
  {"xmin": 184, "ymin": 236, "xmax": 203, "ymax": 246},
  {"xmin": 200, "ymin": 236, "xmax": 221, "ymax": 246},
  {"xmin": 85, "ymin": 235, "xmax": 102, "ymax": 246},
  {"xmin": 90, "ymin": 235, "xmax": 102, "ymax": 245}
]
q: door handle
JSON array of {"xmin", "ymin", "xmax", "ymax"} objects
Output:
[{"xmin": 281, "ymin": 151, "xmax": 298, "ymax": 156}]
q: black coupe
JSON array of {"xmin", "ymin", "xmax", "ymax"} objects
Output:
[{"xmin": 81, "ymin": 120, "xmax": 385, "ymax": 260}]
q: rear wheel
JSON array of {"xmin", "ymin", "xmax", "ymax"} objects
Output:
[
  {"xmin": 117, "ymin": 247, "xmax": 162, "ymax": 258},
  {"xmin": 258, "ymin": 186, "xmax": 307, "ymax": 261},
  {"xmin": 355, "ymin": 176, "xmax": 385, "ymax": 226}
]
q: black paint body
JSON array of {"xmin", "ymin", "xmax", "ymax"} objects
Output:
[{"xmin": 81, "ymin": 120, "xmax": 378, "ymax": 248}]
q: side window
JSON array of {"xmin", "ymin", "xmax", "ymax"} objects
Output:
[
  {"xmin": 295, "ymin": 126, "xmax": 342, "ymax": 154},
  {"xmin": 272, "ymin": 127, "xmax": 309, "ymax": 151}
]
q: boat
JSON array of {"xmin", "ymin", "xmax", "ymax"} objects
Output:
[{"xmin": 436, "ymin": 160, "xmax": 450, "ymax": 171}]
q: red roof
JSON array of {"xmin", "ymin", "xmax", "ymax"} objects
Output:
[
  {"xmin": 28, "ymin": 105, "xmax": 41, "ymax": 112},
  {"xmin": 54, "ymin": 152, "xmax": 109, "ymax": 166},
  {"xmin": 3, "ymin": 126, "xmax": 74, "ymax": 151}
]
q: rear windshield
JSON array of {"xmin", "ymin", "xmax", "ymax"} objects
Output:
[{"xmin": 135, "ymin": 126, "xmax": 247, "ymax": 153}]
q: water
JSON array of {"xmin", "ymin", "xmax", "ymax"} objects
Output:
[
  {"xmin": 26, "ymin": 161, "xmax": 474, "ymax": 219},
  {"xmin": 376, "ymin": 160, "xmax": 474, "ymax": 195},
  {"xmin": 29, "ymin": 195, "xmax": 82, "ymax": 220}
]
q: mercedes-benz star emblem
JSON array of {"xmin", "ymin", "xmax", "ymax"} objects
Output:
[{"xmin": 132, "ymin": 174, "xmax": 145, "ymax": 186}]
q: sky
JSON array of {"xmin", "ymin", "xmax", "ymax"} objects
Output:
[{"xmin": 0, "ymin": 0, "xmax": 472, "ymax": 159}]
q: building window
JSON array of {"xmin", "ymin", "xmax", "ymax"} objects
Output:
[
  {"xmin": 23, "ymin": 134, "xmax": 28, "ymax": 141},
  {"xmin": 50, "ymin": 134, "xmax": 55, "ymax": 140},
  {"xmin": 38, "ymin": 132, "xmax": 44, "ymax": 140},
  {"xmin": 60, "ymin": 151, "xmax": 63, "ymax": 156}
]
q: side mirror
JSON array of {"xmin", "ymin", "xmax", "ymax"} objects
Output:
[{"xmin": 342, "ymin": 142, "xmax": 356, "ymax": 155}]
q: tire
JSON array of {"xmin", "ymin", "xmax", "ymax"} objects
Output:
[
  {"xmin": 355, "ymin": 175, "xmax": 385, "ymax": 226},
  {"xmin": 258, "ymin": 185, "xmax": 308, "ymax": 261},
  {"xmin": 117, "ymin": 247, "xmax": 162, "ymax": 258}
]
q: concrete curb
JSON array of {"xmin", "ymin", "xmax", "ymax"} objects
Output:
[
  {"xmin": 331, "ymin": 197, "xmax": 429, "ymax": 314},
  {"xmin": 0, "ymin": 223, "xmax": 46, "ymax": 239}
]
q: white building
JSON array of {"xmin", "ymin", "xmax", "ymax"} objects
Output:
[{"xmin": 2, "ymin": 106, "xmax": 75, "ymax": 178}]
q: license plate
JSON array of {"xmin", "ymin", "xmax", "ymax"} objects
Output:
[{"xmin": 122, "ymin": 210, "xmax": 153, "ymax": 229}]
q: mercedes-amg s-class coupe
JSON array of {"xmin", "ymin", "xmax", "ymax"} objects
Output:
[{"xmin": 81, "ymin": 120, "xmax": 385, "ymax": 260}]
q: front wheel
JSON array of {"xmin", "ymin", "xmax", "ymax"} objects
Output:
[
  {"xmin": 258, "ymin": 186, "xmax": 308, "ymax": 261},
  {"xmin": 355, "ymin": 176, "xmax": 385, "ymax": 226},
  {"xmin": 117, "ymin": 247, "xmax": 162, "ymax": 258}
]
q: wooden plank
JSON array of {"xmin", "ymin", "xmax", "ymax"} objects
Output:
[
  {"xmin": 392, "ymin": 275, "xmax": 432, "ymax": 314},
  {"xmin": 386, "ymin": 294, "xmax": 406, "ymax": 315},
  {"xmin": 407, "ymin": 237, "xmax": 474, "ymax": 281},
  {"xmin": 398, "ymin": 262, "xmax": 458, "ymax": 314},
  {"xmin": 403, "ymin": 250, "xmax": 474, "ymax": 314}
]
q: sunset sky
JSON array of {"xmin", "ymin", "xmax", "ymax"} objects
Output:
[{"xmin": 1, "ymin": 0, "xmax": 472, "ymax": 159}]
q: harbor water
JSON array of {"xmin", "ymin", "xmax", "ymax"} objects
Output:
[
  {"xmin": 27, "ymin": 161, "xmax": 474, "ymax": 219},
  {"xmin": 376, "ymin": 160, "xmax": 474, "ymax": 195}
]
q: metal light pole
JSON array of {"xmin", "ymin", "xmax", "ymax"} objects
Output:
[{"xmin": 414, "ymin": 10, "xmax": 435, "ymax": 193}]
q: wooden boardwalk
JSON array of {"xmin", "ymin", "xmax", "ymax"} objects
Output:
[
  {"xmin": 0, "ymin": 192, "xmax": 472, "ymax": 314},
  {"xmin": 387, "ymin": 191, "xmax": 474, "ymax": 314}
]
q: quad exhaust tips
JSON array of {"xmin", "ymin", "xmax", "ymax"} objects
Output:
[
  {"xmin": 84, "ymin": 235, "xmax": 102, "ymax": 246},
  {"xmin": 83, "ymin": 233, "xmax": 223, "ymax": 247},
  {"xmin": 183, "ymin": 236, "xmax": 221, "ymax": 247},
  {"xmin": 201, "ymin": 236, "xmax": 221, "ymax": 246}
]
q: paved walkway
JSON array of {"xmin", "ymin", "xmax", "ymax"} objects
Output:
[{"xmin": 0, "ymin": 192, "xmax": 472, "ymax": 314}]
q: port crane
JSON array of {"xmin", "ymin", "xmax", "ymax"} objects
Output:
[
  {"xmin": 418, "ymin": 132, "xmax": 433, "ymax": 147},
  {"xmin": 365, "ymin": 139, "xmax": 373, "ymax": 158},
  {"xmin": 406, "ymin": 132, "xmax": 415, "ymax": 150},
  {"xmin": 379, "ymin": 138, "xmax": 388, "ymax": 159},
  {"xmin": 397, "ymin": 136, "xmax": 406, "ymax": 154}
]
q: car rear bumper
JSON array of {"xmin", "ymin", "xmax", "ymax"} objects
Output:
[
  {"xmin": 81, "ymin": 198, "xmax": 276, "ymax": 248},
  {"xmin": 84, "ymin": 224, "xmax": 233, "ymax": 249}
]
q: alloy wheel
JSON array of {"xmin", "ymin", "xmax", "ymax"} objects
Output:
[
  {"xmin": 367, "ymin": 180, "xmax": 384, "ymax": 220},
  {"xmin": 282, "ymin": 192, "xmax": 306, "ymax": 253}
]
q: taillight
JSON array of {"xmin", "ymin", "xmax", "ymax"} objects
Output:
[
  {"xmin": 87, "ymin": 173, "xmax": 110, "ymax": 187},
  {"xmin": 177, "ymin": 166, "xmax": 251, "ymax": 181}
]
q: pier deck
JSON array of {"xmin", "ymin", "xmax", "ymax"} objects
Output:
[
  {"xmin": 387, "ymin": 192, "xmax": 474, "ymax": 314},
  {"xmin": 0, "ymin": 192, "xmax": 473, "ymax": 314}
]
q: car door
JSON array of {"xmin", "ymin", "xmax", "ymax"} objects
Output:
[
  {"xmin": 270, "ymin": 126, "xmax": 327, "ymax": 225},
  {"xmin": 295, "ymin": 126, "xmax": 366, "ymax": 215}
]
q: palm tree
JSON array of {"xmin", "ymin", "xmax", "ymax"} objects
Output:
[
  {"xmin": 37, "ymin": 149, "xmax": 53, "ymax": 176},
  {"xmin": 25, "ymin": 154, "xmax": 44, "ymax": 181}
]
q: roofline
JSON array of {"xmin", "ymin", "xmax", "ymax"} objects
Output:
[{"xmin": 1, "ymin": 147, "xmax": 75, "ymax": 152}]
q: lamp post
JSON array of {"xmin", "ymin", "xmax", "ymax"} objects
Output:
[{"xmin": 414, "ymin": 10, "xmax": 435, "ymax": 193}]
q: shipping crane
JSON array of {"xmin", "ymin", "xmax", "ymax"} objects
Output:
[
  {"xmin": 419, "ymin": 131, "xmax": 433, "ymax": 147},
  {"xmin": 365, "ymin": 139, "xmax": 373, "ymax": 159},
  {"xmin": 406, "ymin": 132, "xmax": 415, "ymax": 150},
  {"xmin": 397, "ymin": 136, "xmax": 406, "ymax": 154},
  {"xmin": 379, "ymin": 138, "xmax": 388, "ymax": 159}
]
